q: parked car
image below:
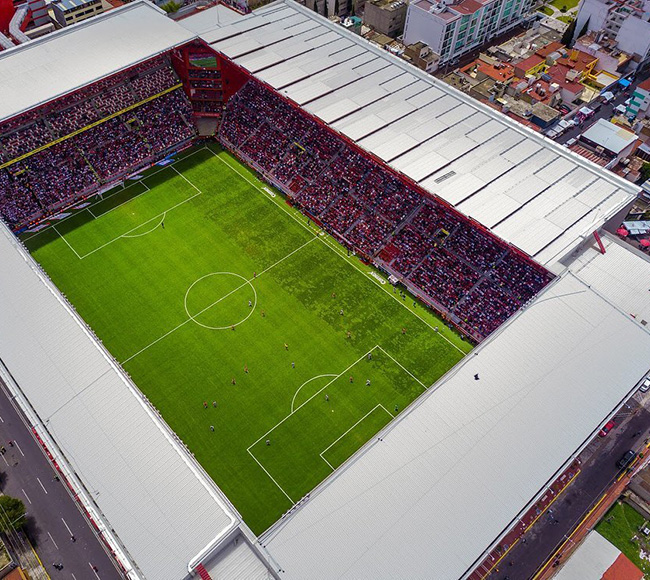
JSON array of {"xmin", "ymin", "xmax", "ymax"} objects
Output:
[
  {"xmin": 565, "ymin": 137, "xmax": 577, "ymax": 147},
  {"xmin": 599, "ymin": 420, "xmax": 616, "ymax": 437},
  {"xmin": 640, "ymin": 377, "xmax": 650, "ymax": 392},
  {"xmin": 617, "ymin": 449, "xmax": 637, "ymax": 470},
  {"xmin": 558, "ymin": 104, "xmax": 571, "ymax": 115}
]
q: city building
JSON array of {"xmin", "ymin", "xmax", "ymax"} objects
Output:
[
  {"xmin": 51, "ymin": 0, "xmax": 104, "ymax": 26},
  {"xmin": 402, "ymin": 40, "xmax": 440, "ymax": 71},
  {"xmin": 573, "ymin": 31, "xmax": 632, "ymax": 74},
  {"xmin": 362, "ymin": 0, "xmax": 407, "ymax": 37},
  {"xmin": 628, "ymin": 77, "xmax": 650, "ymax": 118},
  {"xmin": 403, "ymin": 0, "xmax": 535, "ymax": 65},
  {"xmin": 579, "ymin": 118, "xmax": 639, "ymax": 166},
  {"xmin": 573, "ymin": 0, "xmax": 650, "ymax": 69}
]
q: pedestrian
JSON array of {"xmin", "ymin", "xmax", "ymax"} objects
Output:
[
  {"xmin": 212, "ymin": 401, "xmax": 217, "ymax": 408},
  {"xmin": 231, "ymin": 377, "xmax": 236, "ymax": 385},
  {"xmin": 349, "ymin": 376, "xmax": 353, "ymax": 383},
  {"xmin": 203, "ymin": 401, "xmax": 208, "ymax": 409},
  {"xmin": 210, "ymin": 425, "xmax": 215, "ymax": 432},
  {"xmin": 70, "ymin": 535, "xmax": 76, "ymax": 543},
  {"xmin": 7, "ymin": 441, "xmax": 13, "ymax": 447},
  {"xmin": 325, "ymin": 394, "xmax": 329, "ymax": 402},
  {"xmin": 474, "ymin": 374, "xmax": 480, "ymax": 381},
  {"xmin": 394, "ymin": 405, "xmax": 399, "ymax": 413},
  {"xmin": 92, "ymin": 566, "xmax": 99, "ymax": 573},
  {"xmin": 244, "ymin": 365, "xmax": 249, "ymax": 373},
  {"xmin": 266, "ymin": 439, "xmax": 270, "ymax": 446},
  {"xmin": 366, "ymin": 379, "xmax": 371, "ymax": 386},
  {"xmin": 1, "ymin": 447, "xmax": 6, "ymax": 454}
]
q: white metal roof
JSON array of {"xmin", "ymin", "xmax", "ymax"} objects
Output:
[
  {"xmin": 0, "ymin": 1, "xmax": 196, "ymax": 124},
  {"xmin": 201, "ymin": 0, "xmax": 638, "ymax": 267},
  {"xmin": 261, "ymin": 272, "xmax": 650, "ymax": 580},
  {"xmin": 570, "ymin": 233, "xmax": 650, "ymax": 325},
  {"xmin": 581, "ymin": 118, "xmax": 638, "ymax": 154},
  {"xmin": 0, "ymin": 223, "xmax": 239, "ymax": 580},
  {"xmin": 553, "ymin": 532, "xmax": 623, "ymax": 580}
]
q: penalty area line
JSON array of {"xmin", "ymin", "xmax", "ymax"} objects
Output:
[
  {"xmin": 247, "ymin": 448, "xmax": 295, "ymax": 505},
  {"xmin": 319, "ymin": 403, "xmax": 393, "ymax": 471}
]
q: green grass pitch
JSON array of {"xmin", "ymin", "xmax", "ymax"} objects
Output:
[{"xmin": 22, "ymin": 144, "xmax": 471, "ymax": 534}]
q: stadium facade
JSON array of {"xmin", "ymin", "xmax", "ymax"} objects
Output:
[{"xmin": 0, "ymin": 2, "xmax": 649, "ymax": 579}]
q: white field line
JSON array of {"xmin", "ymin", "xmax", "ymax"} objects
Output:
[
  {"xmin": 376, "ymin": 345, "xmax": 427, "ymax": 390},
  {"xmin": 87, "ymin": 207, "xmax": 98, "ymax": 219},
  {"xmin": 122, "ymin": 212, "xmax": 166, "ymax": 238},
  {"xmin": 319, "ymin": 404, "xmax": 393, "ymax": 471},
  {"xmin": 78, "ymin": 192, "xmax": 201, "ymax": 259},
  {"xmin": 290, "ymin": 374, "xmax": 337, "ymax": 413},
  {"xmin": 248, "ymin": 346, "xmax": 379, "ymax": 454},
  {"xmin": 91, "ymin": 180, "xmax": 151, "ymax": 220},
  {"xmin": 121, "ymin": 237, "xmax": 317, "ymax": 364},
  {"xmin": 22, "ymin": 147, "xmax": 211, "ymax": 242},
  {"xmin": 171, "ymin": 165, "xmax": 202, "ymax": 193},
  {"xmin": 52, "ymin": 226, "xmax": 82, "ymax": 260},
  {"xmin": 247, "ymin": 448, "xmax": 295, "ymax": 504},
  {"xmin": 210, "ymin": 150, "xmax": 467, "ymax": 356}
]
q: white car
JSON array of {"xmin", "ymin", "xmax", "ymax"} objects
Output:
[{"xmin": 640, "ymin": 377, "xmax": 650, "ymax": 392}]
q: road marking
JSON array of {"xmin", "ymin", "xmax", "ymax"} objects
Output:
[
  {"xmin": 47, "ymin": 531, "xmax": 59, "ymax": 550},
  {"xmin": 89, "ymin": 562, "xmax": 101, "ymax": 579},
  {"xmin": 14, "ymin": 441, "xmax": 24, "ymax": 457},
  {"xmin": 22, "ymin": 489, "xmax": 32, "ymax": 504},
  {"xmin": 36, "ymin": 477, "xmax": 48, "ymax": 494},
  {"xmin": 72, "ymin": 574, "xmax": 77, "ymax": 580},
  {"xmin": 61, "ymin": 517, "xmax": 73, "ymax": 536},
  {"xmin": 0, "ymin": 454, "xmax": 8, "ymax": 467},
  {"xmin": 0, "ymin": 414, "xmax": 4, "ymax": 422}
]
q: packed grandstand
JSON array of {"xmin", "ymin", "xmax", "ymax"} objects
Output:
[
  {"xmin": 0, "ymin": 46, "xmax": 553, "ymax": 341},
  {"xmin": 1, "ymin": 3, "xmax": 648, "ymax": 580}
]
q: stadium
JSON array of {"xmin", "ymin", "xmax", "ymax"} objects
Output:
[{"xmin": 1, "ymin": 1, "xmax": 649, "ymax": 579}]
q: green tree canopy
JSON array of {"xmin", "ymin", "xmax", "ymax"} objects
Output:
[{"xmin": 0, "ymin": 496, "xmax": 26, "ymax": 533}]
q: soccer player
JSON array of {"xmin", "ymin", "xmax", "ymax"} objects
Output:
[
  {"xmin": 291, "ymin": 362, "xmax": 295, "ymax": 368},
  {"xmin": 340, "ymin": 309, "xmax": 344, "ymax": 316},
  {"xmin": 213, "ymin": 401, "xmax": 217, "ymax": 408},
  {"xmin": 248, "ymin": 300, "xmax": 252, "ymax": 307},
  {"xmin": 266, "ymin": 439, "xmax": 270, "ymax": 446},
  {"xmin": 210, "ymin": 426, "xmax": 215, "ymax": 432},
  {"xmin": 284, "ymin": 342, "xmax": 289, "ymax": 350},
  {"xmin": 346, "ymin": 330, "xmax": 351, "ymax": 339},
  {"xmin": 244, "ymin": 365, "xmax": 249, "ymax": 373},
  {"xmin": 231, "ymin": 377, "xmax": 236, "ymax": 385},
  {"xmin": 349, "ymin": 376, "xmax": 353, "ymax": 383},
  {"xmin": 366, "ymin": 379, "xmax": 371, "ymax": 386},
  {"xmin": 203, "ymin": 401, "xmax": 208, "ymax": 409},
  {"xmin": 394, "ymin": 405, "xmax": 399, "ymax": 413},
  {"xmin": 325, "ymin": 394, "xmax": 329, "ymax": 402},
  {"xmin": 402, "ymin": 327, "xmax": 407, "ymax": 335}
]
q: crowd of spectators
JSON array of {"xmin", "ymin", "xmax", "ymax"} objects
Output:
[
  {"xmin": 220, "ymin": 79, "xmax": 553, "ymax": 339},
  {"xmin": 0, "ymin": 55, "xmax": 195, "ymax": 229},
  {"xmin": 0, "ymin": 55, "xmax": 180, "ymax": 161}
]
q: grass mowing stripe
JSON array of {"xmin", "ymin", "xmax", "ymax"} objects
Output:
[{"xmin": 26, "ymin": 143, "xmax": 467, "ymax": 533}]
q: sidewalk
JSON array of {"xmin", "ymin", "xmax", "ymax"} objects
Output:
[{"xmin": 3, "ymin": 531, "xmax": 49, "ymax": 580}]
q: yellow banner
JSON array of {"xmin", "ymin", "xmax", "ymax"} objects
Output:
[{"xmin": 0, "ymin": 83, "xmax": 183, "ymax": 171}]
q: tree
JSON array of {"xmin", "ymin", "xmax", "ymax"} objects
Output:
[
  {"xmin": 160, "ymin": 0, "xmax": 182, "ymax": 13},
  {"xmin": 561, "ymin": 17, "xmax": 577, "ymax": 47},
  {"xmin": 0, "ymin": 496, "xmax": 26, "ymax": 533}
]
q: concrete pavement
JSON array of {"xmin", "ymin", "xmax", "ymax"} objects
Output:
[{"xmin": 0, "ymin": 378, "xmax": 123, "ymax": 580}]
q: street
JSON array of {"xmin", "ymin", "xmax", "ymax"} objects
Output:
[
  {"xmin": 0, "ymin": 378, "xmax": 123, "ymax": 580},
  {"xmin": 487, "ymin": 401, "xmax": 650, "ymax": 580}
]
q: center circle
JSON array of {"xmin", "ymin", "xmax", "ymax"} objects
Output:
[{"xmin": 184, "ymin": 272, "xmax": 257, "ymax": 330}]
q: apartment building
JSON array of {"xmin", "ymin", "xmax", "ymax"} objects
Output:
[
  {"xmin": 403, "ymin": 0, "xmax": 534, "ymax": 64},
  {"xmin": 51, "ymin": 0, "xmax": 104, "ymax": 26},
  {"xmin": 573, "ymin": 0, "xmax": 650, "ymax": 69}
]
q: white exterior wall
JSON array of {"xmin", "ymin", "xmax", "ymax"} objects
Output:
[
  {"xmin": 616, "ymin": 16, "xmax": 650, "ymax": 62},
  {"xmin": 574, "ymin": 0, "xmax": 609, "ymax": 41},
  {"xmin": 403, "ymin": 5, "xmax": 450, "ymax": 53}
]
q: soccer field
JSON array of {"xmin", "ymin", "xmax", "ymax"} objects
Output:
[{"xmin": 22, "ymin": 144, "xmax": 471, "ymax": 534}]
